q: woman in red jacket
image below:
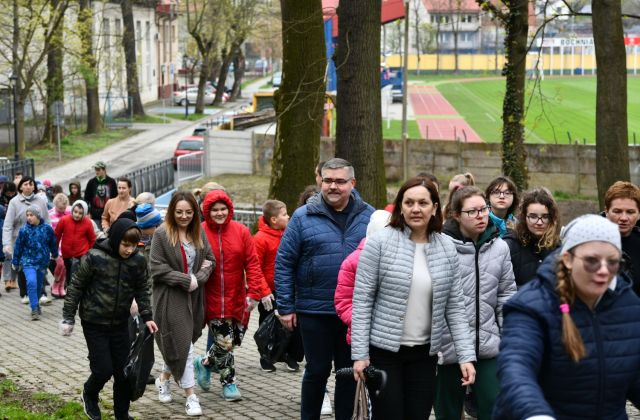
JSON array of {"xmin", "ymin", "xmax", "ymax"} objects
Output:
[
  {"xmin": 54, "ymin": 200, "xmax": 96, "ymax": 292},
  {"xmin": 193, "ymin": 189, "xmax": 271, "ymax": 402}
]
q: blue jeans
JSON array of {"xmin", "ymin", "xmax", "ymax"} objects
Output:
[
  {"xmin": 24, "ymin": 267, "xmax": 45, "ymax": 311},
  {"xmin": 298, "ymin": 313, "xmax": 355, "ymax": 420}
]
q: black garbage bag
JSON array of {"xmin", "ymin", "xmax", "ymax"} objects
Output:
[
  {"xmin": 124, "ymin": 316, "xmax": 155, "ymax": 401},
  {"xmin": 253, "ymin": 312, "xmax": 292, "ymax": 364}
]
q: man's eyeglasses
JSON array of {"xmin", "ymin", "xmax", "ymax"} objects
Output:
[
  {"xmin": 460, "ymin": 205, "xmax": 491, "ymax": 218},
  {"xmin": 526, "ymin": 213, "xmax": 551, "ymax": 224},
  {"xmin": 490, "ymin": 190, "xmax": 514, "ymax": 198},
  {"xmin": 573, "ymin": 254, "xmax": 623, "ymax": 274},
  {"xmin": 322, "ymin": 178, "xmax": 352, "ymax": 186}
]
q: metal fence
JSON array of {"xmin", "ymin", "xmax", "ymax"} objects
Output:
[
  {"xmin": 176, "ymin": 151, "xmax": 204, "ymax": 185},
  {"xmin": 234, "ymin": 206, "xmax": 261, "ymax": 229},
  {"xmin": 122, "ymin": 159, "xmax": 174, "ymax": 198},
  {"xmin": 0, "ymin": 158, "xmax": 35, "ymax": 179}
]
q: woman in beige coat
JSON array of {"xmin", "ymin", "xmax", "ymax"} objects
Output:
[{"xmin": 150, "ymin": 191, "xmax": 215, "ymax": 416}]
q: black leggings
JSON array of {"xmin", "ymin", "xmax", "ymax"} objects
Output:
[{"xmin": 369, "ymin": 344, "xmax": 437, "ymax": 420}]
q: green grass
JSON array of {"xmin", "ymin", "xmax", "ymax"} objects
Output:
[
  {"xmin": 382, "ymin": 119, "xmax": 422, "ymax": 139},
  {"xmin": 240, "ymin": 76, "xmax": 261, "ymax": 89},
  {"xmin": 435, "ymin": 76, "xmax": 640, "ymax": 144},
  {"xmin": 167, "ymin": 113, "xmax": 210, "ymax": 122},
  {"xmin": 26, "ymin": 128, "xmax": 141, "ymax": 168},
  {"xmin": 0, "ymin": 378, "xmax": 84, "ymax": 419}
]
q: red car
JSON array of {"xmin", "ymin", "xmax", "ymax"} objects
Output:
[{"xmin": 172, "ymin": 136, "xmax": 204, "ymax": 169}]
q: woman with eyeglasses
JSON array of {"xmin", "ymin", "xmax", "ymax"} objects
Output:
[
  {"xmin": 504, "ymin": 188, "xmax": 561, "ymax": 288},
  {"xmin": 494, "ymin": 214, "xmax": 640, "ymax": 419},
  {"xmin": 435, "ymin": 186, "xmax": 516, "ymax": 420},
  {"xmin": 485, "ymin": 176, "xmax": 519, "ymax": 238}
]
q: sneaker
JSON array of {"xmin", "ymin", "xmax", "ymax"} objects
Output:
[
  {"xmin": 185, "ymin": 394, "xmax": 203, "ymax": 416},
  {"xmin": 37, "ymin": 306, "xmax": 42, "ymax": 315},
  {"xmin": 155, "ymin": 377, "xmax": 172, "ymax": 403},
  {"xmin": 285, "ymin": 358, "xmax": 299, "ymax": 372},
  {"xmin": 39, "ymin": 295, "xmax": 52, "ymax": 306},
  {"xmin": 260, "ymin": 357, "xmax": 276, "ymax": 372},
  {"xmin": 21, "ymin": 296, "xmax": 29, "ymax": 304},
  {"xmin": 81, "ymin": 390, "xmax": 102, "ymax": 420},
  {"xmin": 221, "ymin": 383, "xmax": 242, "ymax": 401},
  {"xmin": 321, "ymin": 391, "xmax": 332, "ymax": 416},
  {"xmin": 31, "ymin": 310, "xmax": 40, "ymax": 321},
  {"xmin": 193, "ymin": 355, "xmax": 211, "ymax": 391}
]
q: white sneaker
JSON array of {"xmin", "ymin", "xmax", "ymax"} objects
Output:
[
  {"xmin": 185, "ymin": 394, "xmax": 202, "ymax": 416},
  {"xmin": 21, "ymin": 296, "xmax": 29, "ymax": 304},
  {"xmin": 39, "ymin": 295, "xmax": 52, "ymax": 306},
  {"xmin": 155, "ymin": 377, "xmax": 172, "ymax": 403},
  {"xmin": 321, "ymin": 391, "xmax": 332, "ymax": 416}
]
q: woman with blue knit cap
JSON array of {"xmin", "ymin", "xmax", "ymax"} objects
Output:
[{"xmin": 494, "ymin": 214, "xmax": 640, "ymax": 419}]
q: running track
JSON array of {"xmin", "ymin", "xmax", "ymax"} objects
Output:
[{"xmin": 410, "ymin": 85, "xmax": 482, "ymax": 142}]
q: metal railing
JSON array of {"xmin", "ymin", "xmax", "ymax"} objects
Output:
[
  {"xmin": 122, "ymin": 159, "xmax": 174, "ymax": 197},
  {"xmin": 176, "ymin": 151, "xmax": 204, "ymax": 185},
  {"xmin": 0, "ymin": 158, "xmax": 35, "ymax": 179},
  {"xmin": 234, "ymin": 206, "xmax": 261, "ymax": 229}
]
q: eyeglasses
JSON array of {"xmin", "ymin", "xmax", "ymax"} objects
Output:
[
  {"xmin": 460, "ymin": 205, "xmax": 491, "ymax": 218},
  {"xmin": 526, "ymin": 213, "xmax": 551, "ymax": 224},
  {"xmin": 573, "ymin": 254, "xmax": 623, "ymax": 274},
  {"xmin": 490, "ymin": 189, "xmax": 514, "ymax": 198},
  {"xmin": 322, "ymin": 178, "xmax": 352, "ymax": 186}
]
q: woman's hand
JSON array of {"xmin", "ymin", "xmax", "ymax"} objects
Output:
[
  {"xmin": 460, "ymin": 362, "xmax": 476, "ymax": 386},
  {"xmin": 353, "ymin": 359, "xmax": 370, "ymax": 382}
]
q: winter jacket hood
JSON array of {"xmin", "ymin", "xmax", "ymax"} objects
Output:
[
  {"xmin": 494, "ymin": 253, "xmax": 640, "ymax": 420},
  {"xmin": 71, "ymin": 200, "xmax": 89, "ymax": 218},
  {"xmin": 99, "ymin": 218, "xmax": 141, "ymax": 259},
  {"xmin": 202, "ymin": 189, "xmax": 234, "ymax": 230}
]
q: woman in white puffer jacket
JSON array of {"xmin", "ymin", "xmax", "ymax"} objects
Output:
[{"xmin": 435, "ymin": 185, "xmax": 516, "ymax": 420}]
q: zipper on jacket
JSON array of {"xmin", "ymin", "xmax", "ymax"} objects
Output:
[
  {"xmin": 218, "ymin": 226, "xmax": 225, "ymax": 318},
  {"xmin": 474, "ymin": 245, "xmax": 481, "ymax": 357},
  {"xmin": 111, "ymin": 260, "xmax": 122, "ymax": 328},
  {"xmin": 592, "ymin": 311, "xmax": 605, "ymax": 419}
]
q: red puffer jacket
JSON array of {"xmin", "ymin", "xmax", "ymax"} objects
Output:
[
  {"xmin": 54, "ymin": 215, "xmax": 96, "ymax": 258},
  {"xmin": 253, "ymin": 216, "xmax": 283, "ymax": 293},
  {"xmin": 202, "ymin": 190, "xmax": 269, "ymax": 326}
]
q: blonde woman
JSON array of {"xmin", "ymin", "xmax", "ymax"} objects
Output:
[{"xmin": 494, "ymin": 215, "xmax": 640, "ymax": 419}]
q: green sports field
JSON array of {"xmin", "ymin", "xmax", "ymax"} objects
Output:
[{"xmin": 435, "ymin": 76, "xmax": 640, "ymax": 144}]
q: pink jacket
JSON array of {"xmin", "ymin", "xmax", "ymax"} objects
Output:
[{"xmin": 334, "ymin": 238, "xmax": 366, "ymax": 345}]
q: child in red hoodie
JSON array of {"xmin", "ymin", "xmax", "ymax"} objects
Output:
[
  {"xmin": 54, "ymin": 200, "xmax": 96, "ymax": 292},
  {"xmin": 253, "ymin": 199, "xmax": 297, "ymax": 372}
]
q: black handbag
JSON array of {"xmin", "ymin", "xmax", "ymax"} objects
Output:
[
  {"xmin": 124, "ymin": 316, "xmax": 155, "ymax": 401},
  {"xmin": 253, "ymin": 312, "xmax": 292, "ymax": 363}
]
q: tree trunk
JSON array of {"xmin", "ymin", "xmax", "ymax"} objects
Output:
[
  {"xmin": 44, "ymin": 0, "xmax": 65, "ymax": 145},
  {"xmin": 214, "ymin": 42, "xmax": 241, "ymax": 106},
  {"xmin": 269, "ymin": 0, "xmax": 325, "ymax": 212},
  {"xmin": 230, "ymin": 48, "xmax": 245, "ymax": 101},
  {"xmin": 120, "ymin": 0, "xmax": 145, "ymax": 117},
  {"xmin": 500, "ymin": 0, "xmax": 528, "ymax": 190},
  {"xmin": 195, "ymin": 56, "xmax": 212, "ymax": 114},
  {"xmin": 335, "ymin": 0, "xmax": 386, "ymax": 208},
  {"xmin": 79, "ymin": 0, "xmax": 102, "ymax": 133},
  {"xmin": 593, "ymin": 0, "xmax": 628, "ymax": 207}
]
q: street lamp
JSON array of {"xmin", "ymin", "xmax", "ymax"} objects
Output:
[{"xmin": 8, "ymin": 74, "xmax": 19, "ymax": 161}]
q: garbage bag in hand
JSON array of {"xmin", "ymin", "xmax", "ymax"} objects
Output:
[
  {"xmin": 124, "ymin": 315, "xmax": 155, "ymax": 402},
  {"xmin": 253, "ymin": 312, "xmax": 292, "ymax": 364}
]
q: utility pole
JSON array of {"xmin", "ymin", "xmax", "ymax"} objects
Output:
[{"xmin": 401, "ymin": 1, "xmax": 410, "ymax": 180}]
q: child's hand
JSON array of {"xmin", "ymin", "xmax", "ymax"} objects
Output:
[
  {"xmin": 188, "ymin": 274, "xmax": 198, "ymax": 292},
  {"xmin": 261, "ymin": 294, "xmax": 275, "ymax": 311},
  {"xmin": 59, "ymin": 319, "xmax": 74, "ymax": 336},
  {"xmin": 246, "ymin": 297, "xmax": 259, "ymax": 312},
  {"xmin": 145, "ymin": 320, "xmax": 159, "ymax": 333}
]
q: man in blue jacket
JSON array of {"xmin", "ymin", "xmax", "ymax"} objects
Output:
[{"xmin": 275, "ymin": 158, "xmax": 374, "ymax": 420}]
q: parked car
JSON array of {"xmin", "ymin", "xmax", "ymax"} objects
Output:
[
  {"xmin": 172, "ymin": 136, "xmax": 204, "ymax": 169},
  {"xmin": 173, "ymin": 88, "xmax": 214, "ymax": 106},
  {"xmin": 271, "ymin": 71, "xmax": 282, "ymax": 88},
  {"xmin": 192, "ymin": 126, "xmax": 207, "ymax": 136}
]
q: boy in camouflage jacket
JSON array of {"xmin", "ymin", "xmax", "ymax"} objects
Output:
[{"xmin": 61, "ymin": 218, "xmax": 158, "ymax": 420}]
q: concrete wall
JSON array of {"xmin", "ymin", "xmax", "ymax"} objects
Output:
[{"xmin": 252, "ymin": 133, "xmax": 640, "ymax": 197}]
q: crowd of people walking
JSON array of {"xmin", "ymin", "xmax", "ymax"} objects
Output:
[{"xmin": 2, "ymin": 157, "xmax": 640, "ymax": 420}]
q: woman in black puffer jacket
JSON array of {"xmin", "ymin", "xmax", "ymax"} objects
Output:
[{"xmin": 504, "ymin": 188, "xmax": 561, "ymax": 288}]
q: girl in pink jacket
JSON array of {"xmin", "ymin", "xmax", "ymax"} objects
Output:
[{"xmin": 334, "ymin": 210, "xmax": 391, "ymax": 344}]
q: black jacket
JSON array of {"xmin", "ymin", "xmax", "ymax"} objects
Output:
[
  {"xmin": 503, "ymin": 229, "xmax": 558, "ymax": 288},
  {"xmin": 84, "ymin": 175, "xmax": 117, "ymax": 220}
]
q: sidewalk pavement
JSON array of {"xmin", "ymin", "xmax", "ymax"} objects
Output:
[{"xmin": 0, "ymin": 284, "xmax": 316, "ymax": 419}]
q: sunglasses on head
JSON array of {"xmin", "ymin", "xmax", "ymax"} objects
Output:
[{"xmin": 573, "ymin": 254, "xmax": 624, "ymax": 274}]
